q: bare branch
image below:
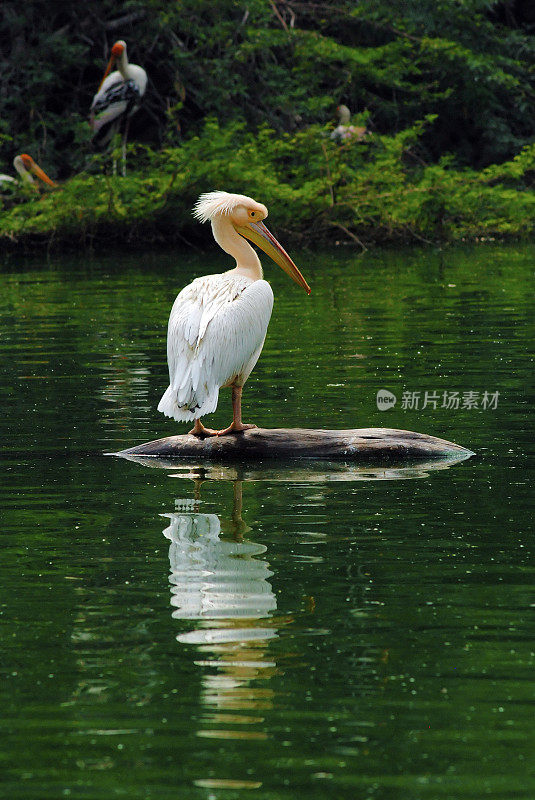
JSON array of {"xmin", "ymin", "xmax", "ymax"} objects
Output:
[
  {"xmin": 105, "ymin": 11, "xmax": 146, "ymax": 31},
  {"xmin": 269, "ymin": 1, "xmax": 289, "ymax": 33},
  {"xmin": 327, "ymin": 220, "xmax": 368, "ymax": 251}
]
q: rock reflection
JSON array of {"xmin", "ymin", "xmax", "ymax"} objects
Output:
[
  {"xmin": 162, "ymin": 482, "xmax": 278, "ymax": 743},
  {"xmin": 121, "ymin": 453, "xmax": 473, "ymax": 481}
]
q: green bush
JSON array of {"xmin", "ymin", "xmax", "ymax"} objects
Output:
[{"xmin": 2, "ymin": 117, "xmax": 534, "ymax": 249}]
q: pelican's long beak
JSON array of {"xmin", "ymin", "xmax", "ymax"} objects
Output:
[
  {"xmin": 30, "ymin": 161, "xmax": 58, "ymax": 188},
  {"xmin": 97, "ymin": 54, "xmax": 117, "ymax": 92},
  {"xmin": 234, "ymin": 220, "xmax": 311, "ymax": 294}
]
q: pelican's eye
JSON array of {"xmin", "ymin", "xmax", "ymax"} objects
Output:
[{"xmin": 250, "ymin": 211, "xmax": 256, "ymax": 218}]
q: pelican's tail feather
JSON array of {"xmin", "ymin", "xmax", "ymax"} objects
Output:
[{"xmin": 157, "ymin": 384, "xmax": 219, "ymax": 423}]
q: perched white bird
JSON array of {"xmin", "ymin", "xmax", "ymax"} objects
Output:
[
  {"xmin": 331, "ymin": 104, "xmax": 367, "ymax": 144},
  {"xmin": 158, "ymin": 191, "xmax": 311, "ymax": 437},
  {"xmin": 0, "ymin": 154, "xmax": 57, "ymax": 190},
  {"xmin": 89, "ymin": 40, "xmax": 147, "ymax": 175}
]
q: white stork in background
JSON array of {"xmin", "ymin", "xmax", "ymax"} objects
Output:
[
  {"xmin": 0, "ymin": 154, "xmax": 57, "ymax": 190},
  {"xmin": 331, "ymin": 105, "xmax": 367, "ymax": 144},
  {"xmin": 158, "ymin": 191, "xmax": 311, "ymax": 437},
  {"xmin": 89, "ymin": 40, "xmax": 147, "ymax": 176}
]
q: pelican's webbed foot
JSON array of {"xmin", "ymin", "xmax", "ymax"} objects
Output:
[
  {"xmin": 216, "ymin": 422, "xmax": 257, "ymax": 437},
  {"xmin": 188, "ymin": 419, "xmax": 219, "ymax": 438}
]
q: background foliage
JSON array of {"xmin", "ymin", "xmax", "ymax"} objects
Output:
[{"xmin": 1, "ymin": 0, "xmax": 535, "ymax": 246}]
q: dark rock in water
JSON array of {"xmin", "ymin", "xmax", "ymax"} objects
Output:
[{"xmin": 115, "ymin": 427, "xmax": 474, "ymax": 463}]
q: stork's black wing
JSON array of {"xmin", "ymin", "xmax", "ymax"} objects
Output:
[{"xmin": 90, "ymin": 78, "xmax": 141, "ymax": 147}]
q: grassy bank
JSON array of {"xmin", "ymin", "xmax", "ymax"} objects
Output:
[{"xmin": 2, "ymin": 119, "xmax": 535, "ymax": 252}]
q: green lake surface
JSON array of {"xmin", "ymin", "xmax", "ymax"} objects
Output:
[{"xmin": 0, "ymin": 242, "xmax": 533, "ymax": 799}]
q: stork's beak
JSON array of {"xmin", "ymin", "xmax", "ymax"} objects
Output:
[
  {"xmin": 234, "ymin": 220, "xmax": 311, "ymax": 294},
  {"xmin": 97, "ymin": 54, "xmax": 117, "ymax": 92},
  {"xmin": 30, "ymin": 161, "xmax": 58, "ymax": 188}
]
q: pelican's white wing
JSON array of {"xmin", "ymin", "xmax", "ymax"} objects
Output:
[{"xmin": 158, "ymin": 273, "xmax": 274, "ymax": 422}]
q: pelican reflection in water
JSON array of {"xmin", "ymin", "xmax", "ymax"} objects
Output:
[{"xmin": 162, "ymin": 482, "xmax": 278, "ymax": 740}]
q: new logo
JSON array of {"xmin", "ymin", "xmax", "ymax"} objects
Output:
[{"xmin": 376, "ymin": 389, "xmax": 396, "ymax": 410}]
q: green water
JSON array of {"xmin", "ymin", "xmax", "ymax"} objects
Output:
[{"xmin": 0, "ymin": 242, "xmax": 533, "ymax": 799}]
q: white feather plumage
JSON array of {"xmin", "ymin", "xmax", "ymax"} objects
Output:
[
  {"xmin": 157, "ymin": 190, "xmax": 303, "ymax": 431},
  {"xmin": 193, "ymin": 191, "xmax": 263, "ymax": 223},
  {"xmin": 158, "ymin": 273, "xmax": 273, "ymax": 422}
]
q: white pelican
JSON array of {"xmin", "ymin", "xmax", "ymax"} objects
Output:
[
  {"xmin": 0, "ymin": 154, "xmax": 57, "ymax": 190},
  {"xmin": 89, "ymin": 40, "xmax": 147, "ymax": 175},
  {"xmin": 158, "ymin": 191, "xmax": 311, "ymax": 437},
  {"xmin": 331, "ymin": 105, "xmax": 367, "ymax": 143}
]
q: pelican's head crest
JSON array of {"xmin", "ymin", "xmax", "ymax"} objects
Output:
[
  {"xmin": 193, "ymin": 190, "xmax": 311, "ymax": 294},
  {"xmin": 193, "ymin": 191, "xmax": 267, "ymax": 224}
]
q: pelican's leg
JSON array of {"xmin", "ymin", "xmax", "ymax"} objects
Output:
[
  {"xmin": 188, "ymin": 418, "xmax": 219, "ymax": 437},
  {"xmin": 217, "ymin": 385, "xmax": 257, "ymax": 436}
]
